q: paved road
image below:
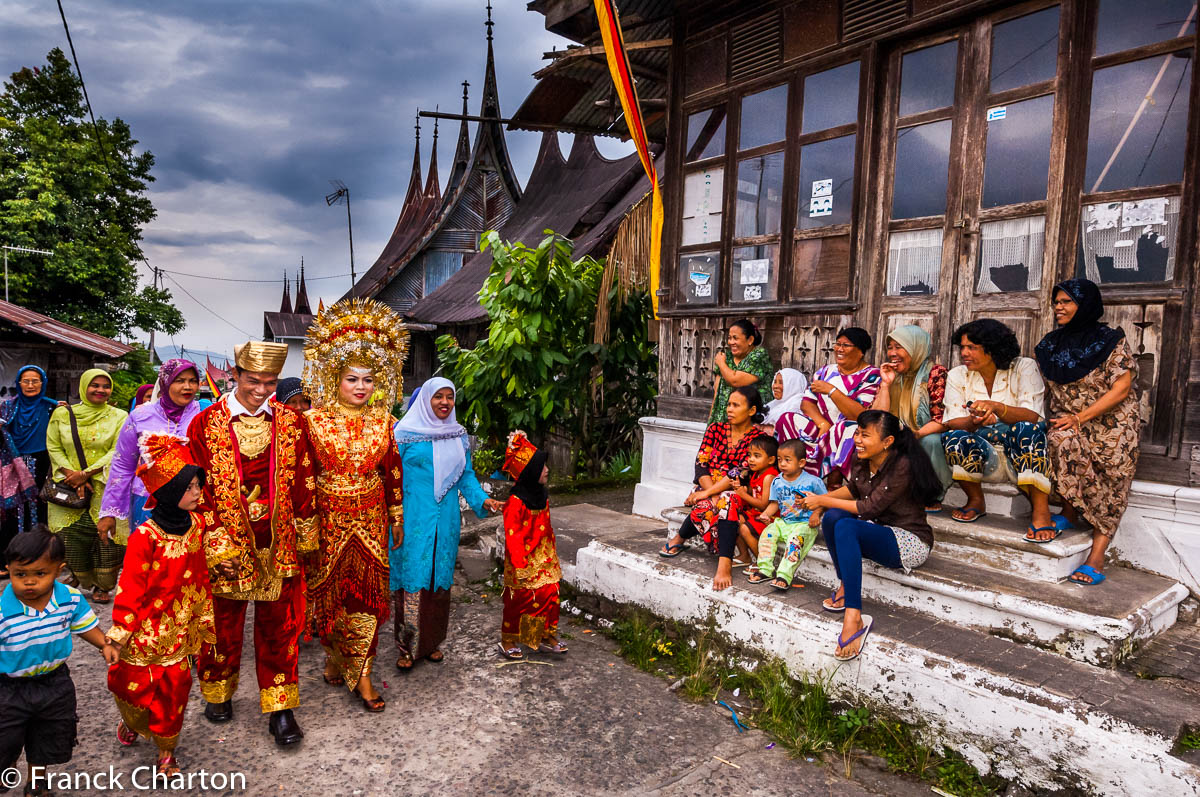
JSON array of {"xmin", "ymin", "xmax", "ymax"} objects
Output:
[{"xmin": 24, "ymin": 568, "xmax": 928, "ymax": 797}]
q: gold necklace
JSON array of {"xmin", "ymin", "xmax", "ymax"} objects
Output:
[{"xmin": 233, "ymin": 414, "xmax": 271, "ymax": 459}]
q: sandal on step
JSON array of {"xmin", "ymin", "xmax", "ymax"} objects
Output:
[
  {"xmin": 822, "ymin": 588, "xmax": 845, "ymax": 613},
  {"xmin": 497, "ymin": 643, "xmax": 524, "ymax": 660},
  {"xmin": 770, "ymin": 577, "xmax": 791, "ymax": 592},
  {"xmin": 745, "ymin": 569, "xmax": 770, "ymax": 584},
  {"xmin": 659, "ymin": 542, "xmax": 685, "ymax": 558},
  {"xmin": 538, "ymin": 640, "xmax": 568, "ymax": 654},
  {"xmin": 951, "ymin": 507, "xmax": 986, "ymax": 523},
  {"xmin": 834, "ymin": 615, "xmax": 873, "ymax": 662},
  {"xmin": 116, "ymin": 720, "xmax": 138, "ymax": 746},
  {"xmin": 1069, "ymin": 564, "xmax": 1106, "ymax": 586},
  {"xmin": 1025, "ymin": 525, "xmax": 1062, "ymax": 544},
  {"xmin": 426, "ymin": 649, "xmax": 444, "ymax": 663}
]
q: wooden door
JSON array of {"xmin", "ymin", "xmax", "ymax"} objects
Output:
[{"xmin": 874, "ymin": 3, "xmax": 1068, "ymax": 362}]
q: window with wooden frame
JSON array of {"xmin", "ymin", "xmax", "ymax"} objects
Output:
[
  {"xmin": 731, "ymin": 83, "xmax": 788, "ymax": 304},
  {"xmin": 1076, "ymin": 0, "xmax": 1196, "ymax": 286},
  {"xmin": 678, "ymin": 106, "xmax": 727, "ymax": 305},
  {"xmin": 793, "ymin": 60, "xmax": 861, "ymax": 301}
]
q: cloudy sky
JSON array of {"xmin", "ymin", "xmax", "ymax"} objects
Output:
[{"xmin": 3, "ymin": 0, "xmax": 633, "ymax": 357}]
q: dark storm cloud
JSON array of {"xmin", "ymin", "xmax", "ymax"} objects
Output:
[{"xmin": 1, "ymin": 0, "xmax": 623, "ymax": 355}]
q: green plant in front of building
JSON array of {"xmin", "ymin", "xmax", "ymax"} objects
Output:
[{"xmin": 438, "ymin": 231, "xmax": 656, "ymax": 478}]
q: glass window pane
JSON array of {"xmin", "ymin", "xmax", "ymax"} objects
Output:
[
  {"xmin": 798, "ymin": 134, "xmax": 856, "ymax": 229},
  {"xmin": 739, "ymin": 85, "xmax": 788, "ymax": 150},
  {"xmin": 801, "ymin": 62, "xmax": 861, "ymax": 134},
  {"xmin": 982, "ymin": 94, "xmax": 1054, "ymax": 208},
  {"xmin": 891, "ymin": 120, "xmax": 952, "ymax": 219},
  {"xmin": 1078, "ymin": 196, "xmax": 1179, "ymax": 283},
  {"xmin": 1095, "ymin": 0, "xmax": 1196, "ymax": 57},
  {"xmin": 887, "ymin": 228, "xmax": 943, "ymax": 296},
  {"xmin": 679, "ymin": 251, "xmax": 720, "ymax": 305},
  {"xmin": 735, "ymin": 152, "xmax": 784, "ymax": 238},
  {"xmin": 899, "ymin": 41, "xmax": 958, "ymax": 117},
  {"xmin": 1085, "ymin": 53, "xmax": 1192, "ymax": 193},
  {"xmin": 990, "ymin": 7, "xmax": 1060, "ymax": 93},
  {"xmin": 977, "ymin": 215, "xmax": 1045, "ymax": 293},
  {"xmin": 680, "ymin": 167, "xmax": 724, "ymax": 246},
  {"xmin": 732, "ymin": 244, "xmax": 779, "ymax": 303},
  {"xmin": 686, "ymin": 107, "xmax": 726, "ymax": 162}
]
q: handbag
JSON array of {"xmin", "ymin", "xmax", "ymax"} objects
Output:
[{"xmin": 40, "ymin": 406, "xmax": 91, "ymax": 510}]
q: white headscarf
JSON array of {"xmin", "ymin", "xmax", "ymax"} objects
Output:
[
  {"xmin": 393, "ymin": 376, "xmax": 468, "ymax": 502},
  {"xmin": 763, "ymin": 368, "xmax": 808, "ymax": 426}
]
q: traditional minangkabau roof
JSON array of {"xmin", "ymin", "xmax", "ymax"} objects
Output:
[
  {"xmin": 511, "ymin": 0, "xmax": 671, "ymax": 141},
  {"xmin": 345, "ymin": 5, "xmax": 521, "ymax": 309},
  {"xmin": 279, "ymin": 270, "xmax": 293, "ymax": 314},
  {"xmin": 263, "ymin": 311, "xmax": 314, "ymax": 341},
  {"xmin": 294, "ymin": 260, "xmax": 312, "ymax": 315},
  {"xmin": 0, "ymin": 298, "xmax": 134, "ymax": 358},
  {"xmin": 406, "ymin": 132, "xmax": 645, "ymax": 326}
]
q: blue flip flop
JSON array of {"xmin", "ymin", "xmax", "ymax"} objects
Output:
[
  {"xmin": 1025, "ymin": 525, "xmax": 1062, "ymax": 544},
  {"xmin": 1051, "ymin": 513, "xmax": 1075, "ymax": 530},
  {"xmin": 1069, "ymin": 564, "xmax": 1106, "ymax": 586},
  {"xmin": 835, "ymin": 614, "xmax": 873, "ymax": 661},
  {"xmin": 659, "ymin": 542, "xmax": 685, "ymax": 558}
]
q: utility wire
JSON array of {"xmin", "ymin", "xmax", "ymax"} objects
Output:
[
  {"xmin": 161, "ymin": 271, "xmax": 256, "ymax": 338},
  {"xmin": 160, "ymin": 268, "xmax": 353, "ymax": 284}
]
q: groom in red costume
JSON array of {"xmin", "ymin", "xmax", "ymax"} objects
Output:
[{"xmin": 187, "ymin": 340, "xmax": 317, "ymax": 746}]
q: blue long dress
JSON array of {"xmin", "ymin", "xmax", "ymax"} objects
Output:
[{"xmin": 388, "ymin": 437, "xmax": 489, "ymax": 659}]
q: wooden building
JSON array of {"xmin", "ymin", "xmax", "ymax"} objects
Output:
[{"xmin": 520, "ymin": 0, "xmax": 1200, "ymax": 591}]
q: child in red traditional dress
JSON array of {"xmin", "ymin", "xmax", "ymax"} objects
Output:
[
  {"xmin": 106, "ymin": 433, "xmax": 215, "ymax": 775},
  {"xmin": 497, "ymin": 431, "xmax": 566, "ymax": 660}
]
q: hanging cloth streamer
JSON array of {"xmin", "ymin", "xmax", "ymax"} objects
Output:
[{"xmin": 593, "ymin": 0, "xmax": 663, "ymax": 318}]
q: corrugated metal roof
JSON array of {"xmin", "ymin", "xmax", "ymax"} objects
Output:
[
  {"xmin": 406, "ymin": 132, "xmax": 645, "ymax": 326},
  {"xmin": 0, "ymin": 299, "xmax": 134, "ymax": 358},
  {"xmin": 263, "ymin": 312, "xmax": 314, "ymax": 340}
]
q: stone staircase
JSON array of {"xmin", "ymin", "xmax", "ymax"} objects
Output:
[{"xmin": 662, "ymin": 483, "xmax": 1188, "ymax": 665}]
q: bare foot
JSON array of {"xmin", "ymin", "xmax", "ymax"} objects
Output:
[{"xmin": 712, "ymin": 559, "xmax": 732, "ymax": 591}]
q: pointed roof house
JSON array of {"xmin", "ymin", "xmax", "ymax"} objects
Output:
[
  {"xmin": 279, "ymin": 271, "xmax": 293, "ymax": 314},
  {"xmin": 264, "ymin": 263, "xmax": 315, "ymax": 344},
  {"xmin": 294, "ymin": 260, "xmax": 312, "ymax": 315},
  {"xmin": 344, "ymin": 4, "xmax": 522, "ymax": 312}
]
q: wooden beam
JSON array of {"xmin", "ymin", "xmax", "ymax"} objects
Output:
[{"xmin": 544, "ymin": 38, "xmax": 673, "ymax": 61}]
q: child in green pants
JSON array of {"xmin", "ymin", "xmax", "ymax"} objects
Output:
[{"xmin": 755, "ymin": 439, "xmax": 826, "ymax": 591}]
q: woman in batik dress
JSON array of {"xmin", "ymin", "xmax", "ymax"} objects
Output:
[{"xmin": 303, "ymin": 298, "xmax": 408, "ymax": 711}]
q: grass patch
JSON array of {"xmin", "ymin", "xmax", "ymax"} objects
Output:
[
  {"xmin": 602, "ymin": 608, "xmax": 1005, "ymax": 797},
  {"xmin": 1178, "ymin": 727, "xmax": 1200, "ymax": 752}
]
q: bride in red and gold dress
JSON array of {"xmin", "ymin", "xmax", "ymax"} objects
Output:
[{"xmin": 302, "ymin": 298, "xmax": 407, "ymax": 712}]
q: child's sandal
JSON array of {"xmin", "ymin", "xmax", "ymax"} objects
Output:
[
  {"xmin": 770, "ymin": 577, "xmax": 792, "ymax": 592},
  {"xmin": 745, "ymin": 569, "xmax": 770, "ymax": 584},
  {"xmin": 156, "ymin": 751, "xmax": 181, "ymax": 777},
  {"xmin": 497, "ymin": 643, "xmax": 524, "ymax": 660},
  {"xmin": 116, "ymin": 720, "xmax": 138, "ymax": 746}
]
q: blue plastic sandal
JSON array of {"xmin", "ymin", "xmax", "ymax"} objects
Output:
[
  {"xmin": 1069, "ymin": 564, "xmax": 1106, "ymax": 586},
  {"xmin": 1025, "ymin": 525, "xmax": 1062, "ymax": 544},
  {"xmin": 835, "ymin": 615, "xmax": 873, "ymax": 661},
  {"xmin": 1050, "ymin": 513, "xmax": 1075, "ymax": 531}
]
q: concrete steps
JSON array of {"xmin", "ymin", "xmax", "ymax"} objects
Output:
[{"xmin": 660, "ymin": 499, "xmax": 1187, "ymax": 665}]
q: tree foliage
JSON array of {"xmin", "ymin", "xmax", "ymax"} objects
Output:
[
  {"xmin": 437, "ymin": 231, "xmax": 657, "ymax": 476},
  {"xmin": 0, "ymin": 48, "xmax": 182, "ymax": 337}
]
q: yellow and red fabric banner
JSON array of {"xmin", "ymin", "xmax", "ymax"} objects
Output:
[
  {"xmin": 204, "ymin": 358, "xmax": 227, "ymax": 399},
  {"xmin": 594, "ymin": 0, "xmax": 662, "ymax": 318}
]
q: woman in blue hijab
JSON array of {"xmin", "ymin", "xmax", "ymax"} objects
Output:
[{"xmin": 0, "ymin": 365, "xmax": 59, "ymax": 574}]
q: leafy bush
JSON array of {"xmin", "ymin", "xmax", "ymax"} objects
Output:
[{"xmin": 438, "ymin": 231, "xmax": 656, "ymax": 477}]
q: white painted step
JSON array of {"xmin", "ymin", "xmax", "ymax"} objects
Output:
[{"xmin": 792, "ymin": 544, "xmax": 1186, "ymax": 665}]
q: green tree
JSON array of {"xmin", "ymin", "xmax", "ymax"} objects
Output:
[
  {"xmin": 438, "ymin": 231, "xmax": 657, "ymax": 477},
  {"xmin": 0, "ymin": 48, "xmax": 182, "ymax": 337}
]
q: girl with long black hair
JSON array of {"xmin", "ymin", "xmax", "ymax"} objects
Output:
[{"xmin": 800, "ymin": 410, "xmax": 940, "ymax": 661}]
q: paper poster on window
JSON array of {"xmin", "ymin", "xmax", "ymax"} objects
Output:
[
  {"xmin": 695, "ymin": 283, "xmax": 712, "ymax": 297},
  {"xmin": 809, "ymin": 196, "xmax": 833, "ymax": 217},
  {"xmin": 743, "ymin": 285, "xmax": 762, "ymax": 301},
  {"xmin": 1121, "ymin": 198, "xmax": 1167, "ymax": 229},
  {"xmin": 688, "ymin": 271, "xmax": 711, "ymax": 286},
  {"xmin": 986, "ymin": 106, "xmax": 1007, "ymax": 122},
  {"xmin": 1084, "ymin": 202, "xmax": 1120, "ymax": 232},
  {"xmin": 811, "ymin": 179, "xmax": 832, "ymax": 198},
  {"xmin": 739, "ymin": 259, "xmax": 770, "ymax": 285}
]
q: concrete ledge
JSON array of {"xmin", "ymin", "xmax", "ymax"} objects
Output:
[{"xmin": 572, "ymin": 539, "xmax": 1200, "ymax": 796}]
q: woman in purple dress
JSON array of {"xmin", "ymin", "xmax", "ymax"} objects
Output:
[{"xmin": 97, "ymin": 360, "xmax": 203, "ymax": 542}]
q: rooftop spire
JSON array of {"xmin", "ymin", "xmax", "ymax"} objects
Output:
[
  {"xmin": 279, "ymin": 270, "xmax": 292, "ymax": 314},
  {"xmin": 480, "ymin": 1, "xmax": 501, "ymax": 120},
  {"xmin": 485, "ymin": 0, "xmax": 494, "ymax": 42},
  {"xmin": 295, "ymin": 258, "xmax": 312, "ymax": 315},
  {"xmin": 401, "ymin": 111, "xmax": 424, "ymax": 213},
  {"xmin": 424, "ymin": 108, "xmax": 440, "ymax": 199},
  {"xmin": 452, "ymin": 80, "xmax": 471, "ymax": 169}
]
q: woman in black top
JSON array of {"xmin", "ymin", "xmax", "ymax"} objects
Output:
[{"xmin": 801, "ymin": 410, "xmax": 940, "ymax": 661}]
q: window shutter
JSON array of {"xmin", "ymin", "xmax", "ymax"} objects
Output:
[
  {"xmin": 842, "ymin": 0, "xmax": 908, "ymax": 41},
  {"xmin": 730, "ymin": 13, "xmax": 782, "ymax": 82}
]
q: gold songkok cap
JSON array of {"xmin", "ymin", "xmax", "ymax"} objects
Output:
[{"xmin": 234, "ymin": 341, "xmax": 289, "ymax": 374}]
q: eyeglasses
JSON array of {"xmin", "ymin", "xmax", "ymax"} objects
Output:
[
  {"xmin": 18, "ymin": 379, "xmax": 42, "ymax": 386},
  {"xmin": 831, "ymin": 342, "xmax": 856, "ymax": 350}
]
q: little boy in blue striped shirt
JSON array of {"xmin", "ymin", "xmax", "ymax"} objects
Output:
[{"xmin": 0, "ymin": 529, "xmax": 117, "ymax": 794}]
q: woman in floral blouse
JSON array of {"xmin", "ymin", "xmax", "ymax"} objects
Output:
[
  {"xmin": 661, "ymin": 386, "xmax": 768, "ymax": 560},
  {"xmin": 1035, "ymin": 279, "xmax": 1139, "ymax": 586},
  {"xmin": 708, "ymin": 320, "xmax": 773, "ymax": 425}
]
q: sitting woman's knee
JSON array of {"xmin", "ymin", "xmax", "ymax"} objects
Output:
[{"xmin": 821, "ymin": 507, "xmax": 852, "ymax": 531}]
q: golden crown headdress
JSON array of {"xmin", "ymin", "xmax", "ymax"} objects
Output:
[{"xmin": 302, "ymin": 298, "xmax": 409, "ymax": 410}]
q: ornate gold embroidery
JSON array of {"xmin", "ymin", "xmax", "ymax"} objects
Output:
[
  {"xmin": 107, "ymin": 626, "xmax": 132, "ymax": 646},
  {"xmin": 504, "ymin": 536, "xmax": 561, "ymax": 590},
  {"xmin": 200, "ymin": 674, "xmax": 239, "ymax": 703},
  {"xmin": 232, "ymin": 414, "xmax": 271, "ymax": 460},
  {"xmin": 259, "ymin": 683, "xmax": 299, "ymax": 713}
]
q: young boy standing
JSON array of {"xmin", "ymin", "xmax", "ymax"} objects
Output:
[
  {"xmin": 497, "ymin": 431, "xmax": 565, "ymax": 660},
  {"xmin": 0, "ymin": 529, "xmax": 117, "ymax": 795},
  {"xmin": 730, "ymin": 437, "xmax": 778, "ymax": 581},
  {"xmin": 106, "ymin": 433, "xmax": 215, "ymax": 776},
  {"xmin": 755, "ymin": 439, "xmax": 827, "ymax": 591}
]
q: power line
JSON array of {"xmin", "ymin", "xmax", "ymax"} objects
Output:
[
  {"xmin": 159, "ymin": 268, "xmax": 353, "ymax": 284},
  {"xmin": 160, "ymin": 271, "xmax": 256, "ymax": 339}
]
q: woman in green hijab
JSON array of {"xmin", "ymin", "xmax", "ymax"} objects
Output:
[
  {"xmin": 45, "ymin": 368, "xmax": 129, "ymax": 602},
  {"xmin": 870, "ymin": 326, "xmax": 952, "ymax": 510}
]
